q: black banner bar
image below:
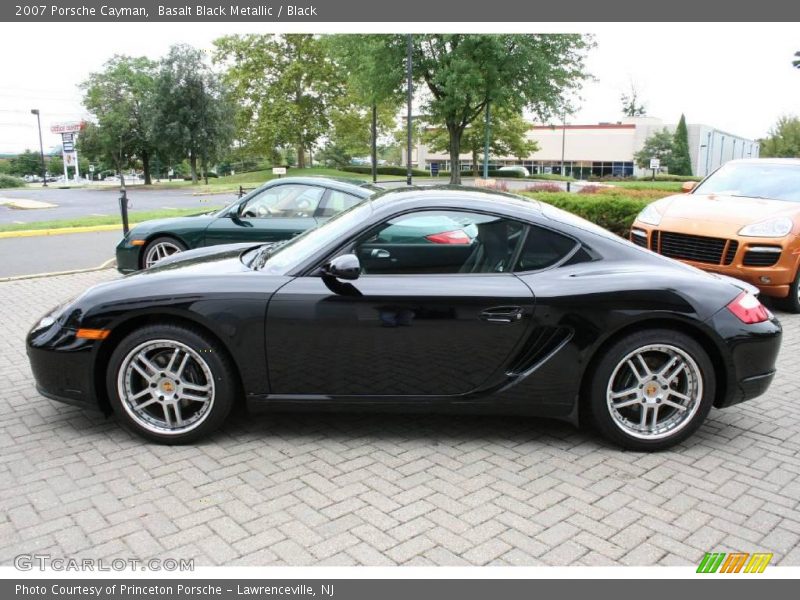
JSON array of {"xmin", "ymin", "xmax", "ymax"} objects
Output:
[
  {"xmin": 4, "ymin": 579, "xmax": 800, "ymax": 600},
  {"xmin": 2, "ymin": 0, "xmax": 800, "ymax": 22}
]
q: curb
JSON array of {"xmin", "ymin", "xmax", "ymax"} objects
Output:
[
  {"xmin": 0, "ymin": 258, "xmax": 117, "ymax": 283},
  {"xmin": 0, "ymin": 224, "xmax": 123, "ymax": 239}
]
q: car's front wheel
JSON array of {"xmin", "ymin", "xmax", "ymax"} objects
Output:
[
  {"xmin": 106, "ymin": 324, "xmax": 237, "ymax": 444},
  {"xmin": 143, "ymin": 236, "xmax": 186, "ymax": 269},
  {"xmin": 779, "ymin": 269, "xmax": 800, "ymax": 314},
  {"xmin": 587, "ymin": 329, "xmax": 715, "ymax": 451}
]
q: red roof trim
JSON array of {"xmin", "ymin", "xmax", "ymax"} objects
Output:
[{"xmin": 531, "ymin": 124, "xmax": 636, "ymax": 130}]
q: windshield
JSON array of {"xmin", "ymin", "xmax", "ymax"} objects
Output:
[
  {"xmin": 694, "ymin": 162, "xmax": 800, "ymax": 202},
  {"xmin": 254, "ymin": 201, "xmax": 374, "ymax": 274}
]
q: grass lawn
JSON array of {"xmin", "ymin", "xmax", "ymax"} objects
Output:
[{"xmin": 0, "ymin": 206, "xmax": 221, "ymax": 233}]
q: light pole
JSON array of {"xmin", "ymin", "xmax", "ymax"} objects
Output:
[
  {"xmin": 406, "ymin": 34, "xmax": 413, "ymax": 186},
  {"xmin": 560, "ymin": 112, "xmax": 567, "ymax": 176},
  {"xmin": 30, "ymin": 109, "xmax": 47, "ymax": 187}
]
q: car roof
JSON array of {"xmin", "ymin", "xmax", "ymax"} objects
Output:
[
  {"xmin": 724, "ymin": 158, "xmax": 800, "ymax": 166},
  {"xmin": 266, "ymin": 175, "xmax": 378, "ymax": 195},
  {"xmin": 368, "ymin": 185, "xmax": 543, "ymax": 216}
]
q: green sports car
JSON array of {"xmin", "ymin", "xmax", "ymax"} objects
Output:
[{"xmin": 115, "ymin": 177, "xmax": 379, "ymax": 273}]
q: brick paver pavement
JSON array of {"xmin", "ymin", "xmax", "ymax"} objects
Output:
[{"xmin": 1, "ymin": 269, "xmax": 798, "ymax": 566}]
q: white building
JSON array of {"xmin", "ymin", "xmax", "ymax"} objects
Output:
[{"xmin": 411, "ymin": 116, "xmax": 759, "ymax": 178}]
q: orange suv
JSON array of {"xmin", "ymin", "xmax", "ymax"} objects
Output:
[{"xmin": 630, "ymin": 158, "xmax": 800, "ymax": 311}]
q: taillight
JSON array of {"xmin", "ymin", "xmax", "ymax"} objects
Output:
[
  {"xmin": 727, "ymin": 292, "xmax": 770, "ymax": 324},
  {"xmin": 425, "ymin": 229, "xmax": 471, "ymax": 244}
]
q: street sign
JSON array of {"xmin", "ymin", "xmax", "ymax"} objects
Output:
[
  {"xmin": 272, "ymin": 167, "xmax": 287, "ymax": 175},
  {"xmin": 649, "ymin": 158, "xmax": 661, "ymax": 170},
  {"xmin": 430, "ymin": 163, "xmax": 440, "ymax": 177},
  {"xmin": 89, "ymin": 165, "xmax": 95, "ymax": 172}
]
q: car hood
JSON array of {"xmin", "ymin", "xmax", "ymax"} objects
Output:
[
  {"xmin": 655, "ymin": 193, "xmax": 800, "ymax": 225},
  {"xmin": 126, "ymin": 213, "xmax": 217, "ymax": 235},
  {"xmin": 70, "ymin": 242, "xmax": 287, "ymax": 320},
  {"xmin": 131, "ymin": 242, "xmax": 263, "ymax": 276}
]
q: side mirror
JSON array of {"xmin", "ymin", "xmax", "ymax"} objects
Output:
[
  {"xmin": 681, "ymin": 181, "xmax": 697, "ymax": 193},
  {"xmin": 322, "ymin": 254, "xmax": 361, "ymax": 280}
]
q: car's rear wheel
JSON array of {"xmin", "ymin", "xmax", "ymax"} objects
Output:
[
  {"xmin": 106, "ymin": 324, "xmax": 236, "ymax": 444},
  {"xmin": 143, "ymin": 236, "xmax": 186, "ymax": 268},
  {"xmin": 587, "ymin": 329, "xmax": 715, "ymax": 451}
]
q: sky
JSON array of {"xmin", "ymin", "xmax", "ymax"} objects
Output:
[{"xmin": 0, "ymin": 23, "xmax": 798, "ymax": 154}]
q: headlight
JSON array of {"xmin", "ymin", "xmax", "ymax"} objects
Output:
[
  {"xmin": 637, "ymin": 204, "xmax": 662, "ymax": 226},
  {"xmin": 33, "ymin": 295, "xmax": 79, "ymax": 331},
  {"xmin": 739, "ymin": 217, "xmax": 793, "ymax": 238}
]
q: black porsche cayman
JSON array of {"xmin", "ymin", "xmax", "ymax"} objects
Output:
[{"xmin": 27, "ymin": 187, "xmax": 782, "ymax": 450}]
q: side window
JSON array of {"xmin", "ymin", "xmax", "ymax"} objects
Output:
[
  {"xmin": 354, "ymin": 210, "xmax": 524, "ymax": 275},
  {"xmin": 240, "ymin": 185, "xmax": 323, "ymax": 219},
  {"xmin": 514, "ymin": 225, "xmax": 577, "ymax": 272},
  {"xmin": 317, "ymin": 190, "xmax": 363, "ymax": 218}
]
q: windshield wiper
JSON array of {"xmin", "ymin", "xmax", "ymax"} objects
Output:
[{"xmin": 252, "ymin": 240, "xmax": 290, "ymax": 270}]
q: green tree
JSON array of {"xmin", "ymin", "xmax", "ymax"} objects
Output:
[
  {"xmin": 214, "ymin": 34, "xmax": 342, "ymax": 169},
  {"xmin": 793, "ymin": 50, "xmax": 800, "ymax": 68},
  {"xmin": 319, "ymin": 100, "xmax": 399, "ymax": 167},
  {"xmin": 634, "ymin": 128, "xmax": 674, "ymax": 169},
  {"xmin": 81, "ymin": 55, "xmax": 157, "ymax": 184},
  {"xmin": 326, "ymin": 35, "xmax": 408, "ymax": 170},
  {"xmin": 620, "ymin": 82, "xmax": 646, "ymax": 117},
  {"xmin": 401, "ymin": 34, "xmax": 590, "ymax": 184},
  {"xmin": 760, "ymin": 115, "xmax": 800, "ymax": 157},
  {"xmin": 151, "ymin": 44, "xmax": 234, "ymax": 183},
  {"xmin": 7, "ymin": 150, "xmax": 43, "ymax": 176},
  {"xmin": 422, "ymin": 107, "xmax": 538, "ymax": 176},
  {"xmin": 48, "ymin": 155, "xmax": 64, "ymax": 178},
  {"xmin": 668, "ymin": 114, "xmax": 692, "ymax": 175}
]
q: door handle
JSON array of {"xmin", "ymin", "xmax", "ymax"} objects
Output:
[
  {"xmin": 370, "ymin": 248, "xmax": 391, "ymax": 259},
  {"xmin": 480, "ymin": 306, "xmax": 524, "ymax": 323}
]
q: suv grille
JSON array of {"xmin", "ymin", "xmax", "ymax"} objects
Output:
[{"xmin": 659, "ymin": 232, "xmax": 734, "ymax": 265}]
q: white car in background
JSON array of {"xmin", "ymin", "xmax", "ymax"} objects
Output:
[{"xmin": 497, "ymin": 165, "xmax": 531, "ymax": 177}]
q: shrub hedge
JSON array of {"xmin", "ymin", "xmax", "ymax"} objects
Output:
[
  {"xmin": 0, "ymin": 174, "xmax": 26, "ymax": 188},
  {"xmin": 520, "ymin": 191, "xmax": 651, "ymax": 237},
  {"xmin": 589, "ymin": 174, "xmax": 701, "ymax": 183},
  {"xmin": 341, "ymin": 165, "xmax": 429, "ymax": 177}
]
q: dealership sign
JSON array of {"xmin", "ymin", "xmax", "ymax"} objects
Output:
[
  {"xmin": 50, "ymin": 122, "xmax": 85, "ymax": 134},
  {"xmin": 51, "ymin": 122, "xmax": 84, "ymax": 181}
]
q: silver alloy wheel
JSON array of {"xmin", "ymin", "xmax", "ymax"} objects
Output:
[
  {"xmin": 606, "ymin": 343, "xmax": 703, "ymax": 440},
  {"xmin": 117, "ymin": 339, "xmax": 215, "ymax": 435},
  {"xmin": 144, "ymin": 240, "xmax": 183, "ymax": 268}
]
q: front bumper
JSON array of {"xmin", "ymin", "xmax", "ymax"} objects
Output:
[
  {"xmin": 115, "ymin": 236, "xmax": 141, "ymax": 273},
  {"xmin": 26, "ymin": 322, "xmax": 100, "ymax": 411},
  {"xmin": 630, "ymin": 224, "xmax": 798, "ymax": 298},
  {"xmin": 705, "ymin": 307, "xmax": 782, "ymax": 408}
]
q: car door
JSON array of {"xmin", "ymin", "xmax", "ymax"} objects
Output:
[
  {"xmin": 202, "ymin": 184, "xmax": 325, "ymax": 247},
  {"xmin": 265, "ymin": 209, "xmax": 535, "ymax": 398}
]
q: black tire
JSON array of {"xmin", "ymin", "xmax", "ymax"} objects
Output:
[
  {"xmin": 106, "ymin": 323, "xmax": 237, "ymax": 444},
  {"xmin": 142, "ymin": 236, "xmax": 187, "ymax": 269},
  {"xmin": 778, "ymin": 269, "xmax": 800, "ymax": 313},
  {"xmin": 586, "ymin": 328, "xmax": 715, "ymax": 451}
]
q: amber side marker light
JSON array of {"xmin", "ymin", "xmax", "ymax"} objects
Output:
[
  {"xmin": 131, "ymin": 240, "xmax": 145, "ymax": 246},
  {"xmin": 76, "ymin": 328, "xmax": 111, "ymax": 340}
]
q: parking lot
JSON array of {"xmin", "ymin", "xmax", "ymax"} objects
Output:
[{"xmin": 1, "ymin": 269, "xmax": 799, "ymax": 567}]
